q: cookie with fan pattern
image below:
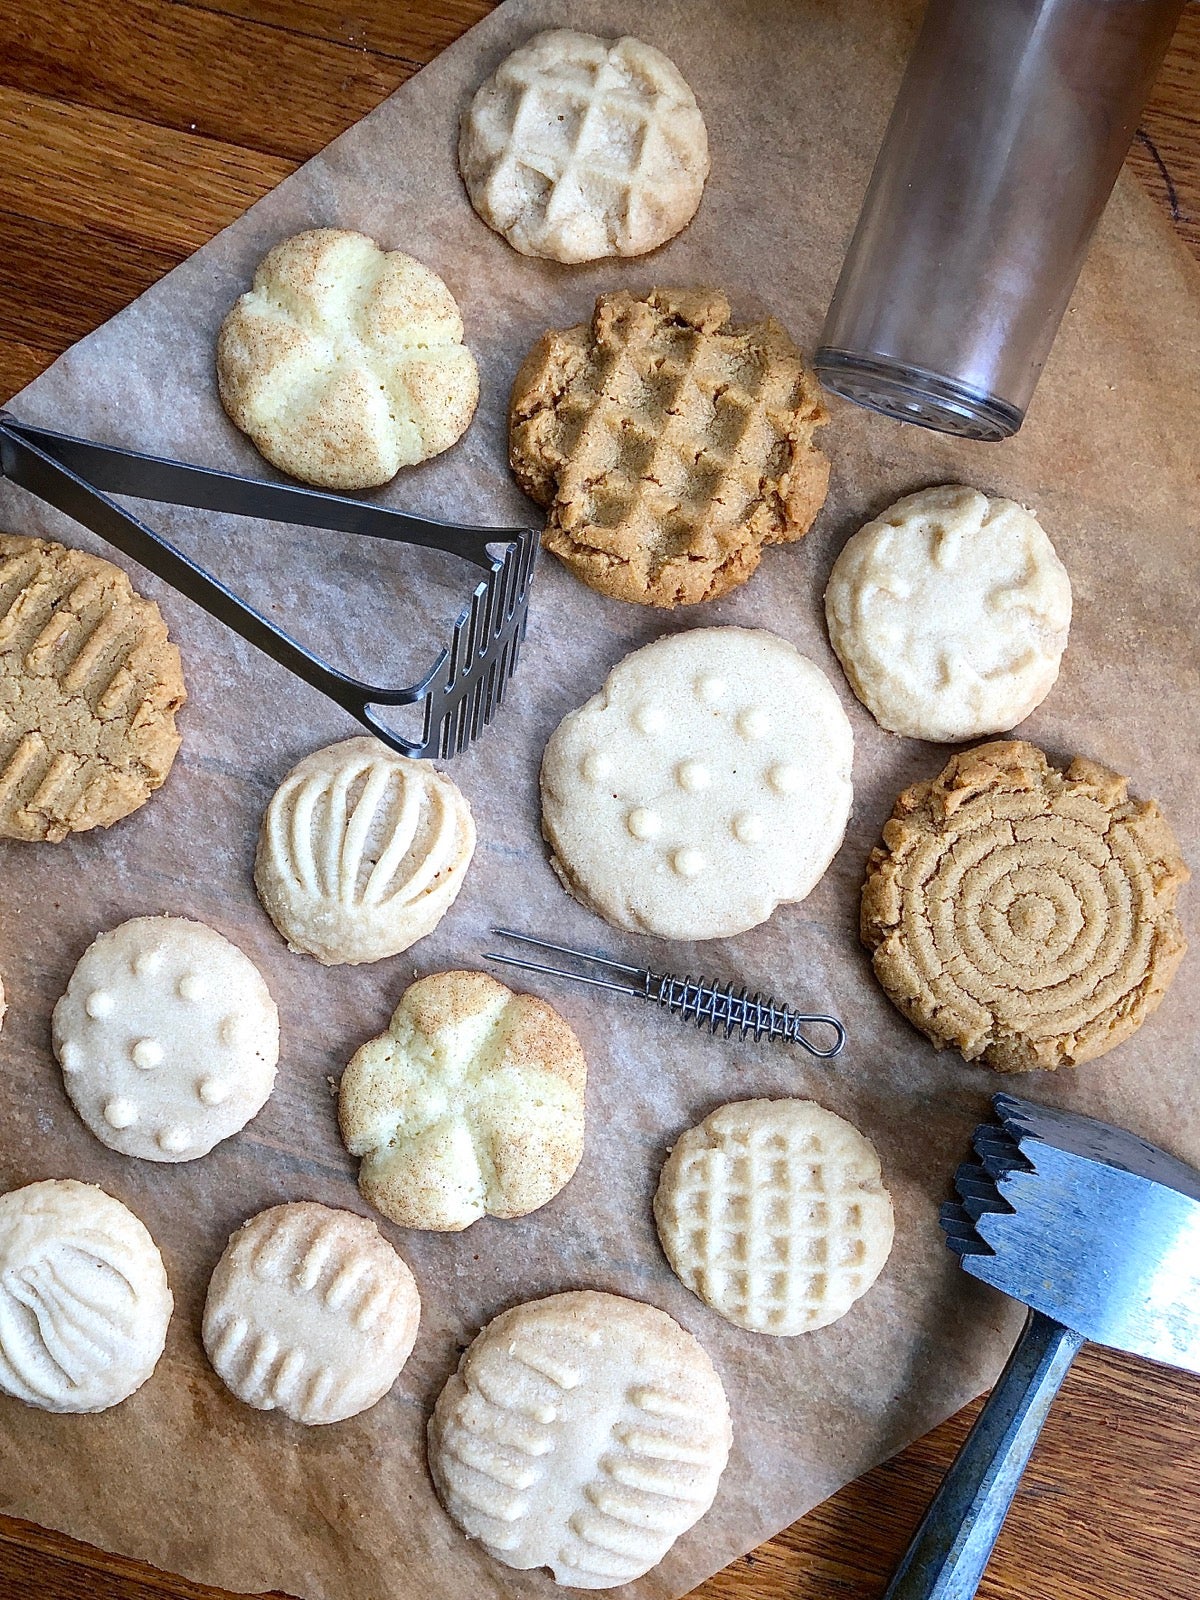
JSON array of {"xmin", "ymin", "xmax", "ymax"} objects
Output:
[
  {"xmin": 0, "ymin": 1179, "xmax": 172, "ymax": 1413},
  {"xmin": 254, "ymin": 737, "xmax": 476, "ymax": 965},
  {"xmin": 202, "ymin": 1202, "xmax": 420, "ymax": 1425},
  {"xmin": 428, "ymin": 1290, "xmax": 731, "ymax": 1587}
]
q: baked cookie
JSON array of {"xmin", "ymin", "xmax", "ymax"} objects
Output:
[
  {"xmin": 0, "ymin": 535, "xmax": 185, "ymax": 842},
  {"xmin": 428, "ymin": 1290, "xmax": 731, "ymax": 1587},
  {"xmin": 825, "ymin": 485, "xmax": 1072, "ymax": 741},
  {"xmin": 202, "ymin": 1202, "xmax": 420, "ymax": 1425},
  {"xmin": 0, "ymin": 1179, "xmax": 172, "ymax": 1412},
  {"xmin": 654, "ymin": 1099, "xmax": 894, "ymax": 1336},
  {"xmin": 510, "ymin": 288, "xmax": 829, "ymax": 606},
  {"xmin": 338, "ymin": 971, "xmax": 586, "ymax": 1231},
  {"xmin": 541, "ymin": 627, "xmax": 853, "ymax": 940},
  {"xmin": 255, "ymin": 737, "xmax": 476, "ymax": 966},
  {"xmin": 861, "ymin": 740, "xmax": 1190, "ymax": 1072},
  {"xmin": 217, "ymin": 229, "xmax": 478, "ymax": 490},
  {"xmin": 460, "ymin": 30, "xmax": 709, "ymax": 263},
  {"xmin": 53, "ymin": 916, "xmax": 279, "ymax": 1161}
]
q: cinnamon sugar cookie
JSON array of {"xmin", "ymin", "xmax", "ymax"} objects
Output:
[{"xmin": 861, "ymin": 740, "xmax": 1189, "ymax": 1072}]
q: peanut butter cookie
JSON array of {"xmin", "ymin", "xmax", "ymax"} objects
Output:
[
  {"xmin": 510, "ymin": 288, "xmax": 829, "ymax": 607},
  {"xmin": 861, "ymin": 740, "xmax": 1189, "ymax": 1072}
]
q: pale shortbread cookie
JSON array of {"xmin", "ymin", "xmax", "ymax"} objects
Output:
[
  {"xmin": 255, "ymin": 737, "xmax": 476, "ymax": 966},
  {"xmin": 339, "ymin": 971, "xmax": 586, "ymax": 1231},
  {"xmin": 52, "ymin": 916, "xmax": 279, "ymax": 1163},
  {"xmin": 428, "ymin": 1290, "xmax": 731, "ymax": 1587},
  {"xmin": 217, "ymin": 229, "xmax": 479, "ymax": 490},
  {"xmin": 541, "ymin": 628, "xmax": 854, "ymax": 940},
  {"xmin": 0, "ymin": 1179, "xmax": 172, "ymax": 1412},
  {"xmin": 654, "ymin": 1100, "xmax": 894, "ymax": 1337},
  {"xmin": 202, "ymin": 1202, "xmax": 420, "ymax": 1426},
  {"xmin": 825, "ymin": 485, "xmax": 1072, "ymax": 742},
  {"xmin": 460, "ymin": 31, "xmax": 709, "ymax": 263}
]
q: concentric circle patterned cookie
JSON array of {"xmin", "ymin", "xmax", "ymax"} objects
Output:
[
  {"xmin": 254, "ymin": 737, "xmax": 476, "ymax": 965},
  {"xmin": 217, "ymin": 229, "xmax": 479, "ymax": 489},
  {"xmin": 511, "ymin": 288, "xmax": 829, "ymax": 607},
  {"xmin": 861, "ymin": 740, "xmax": 1190, "ymax": 1072},
  {"xmin": 654, "ymin": 1099, "xmax": 894, "ymax": 1336},
  {"xmin": 52, "ymin": 916, "xmax": 279, "ymax": 1161},
  {"xmin": 339, "ymin": 971, "xmax": 586, "ymax": 1231},
  {"xmin": 0, "ymin": 1179, "xmax": 172, "ymax": 1413},
  {"xmin": 460, "ymin": 30, "xmax": 709, "ymax": 263},
  {"xmin": 428, "ymin": 1290, "xmax": 731, "ymax": 1588},
  {"xmin": 541, "ymin": 627, "xmax": 853, "ymax": 940},
  {"xmin": 825, "ymin": 485, "xmax": 1072, "ymax": 741},
  {"xmin": 202, "ymin": 1202, "xmax": 420, "ymax": 1425},
  {"xmin": 0, "ymin": 534, "xmax": 185, "ymax": 842}
]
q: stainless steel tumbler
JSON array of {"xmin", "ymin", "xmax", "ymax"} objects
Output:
[{"xmin": 816, "ymin": 0, "xmax": 1185, "ymax": 439}]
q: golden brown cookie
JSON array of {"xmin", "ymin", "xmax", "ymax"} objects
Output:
[
  {"xmin": 509, "ymin": 288, "xmax": 829, "ymax": 607},
  {"xmin": 861, "ymin": 740, "xmax": 1189, "ymax": 1073},
  {"xmin": 0, "ymin": 536, "xmax": 185, "ymax": 842}
]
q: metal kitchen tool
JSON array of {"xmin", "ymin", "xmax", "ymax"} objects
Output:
[
  {"xmin": 485, "ymin": 928, "xmax": 846, "ymax": 1057},
  {"xmin": 885, "ymin": 1090, "xmax": 1200, "ymax": 1600},
  {"xmin": 0, "ymin": 412, "xmax": 538, "ymax": 759}
]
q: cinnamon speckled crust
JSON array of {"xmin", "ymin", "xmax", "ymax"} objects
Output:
[
  {"xmin": 509, "ymin": 287, "xmax": 829, "ymax": 607},
  {"xmin": 861, "ymin": 740, "xmax": 1189, "ymax": 1073},
  {"xmin": 0, "ymin": 534, "xmax": 185, "ymax": 842}
]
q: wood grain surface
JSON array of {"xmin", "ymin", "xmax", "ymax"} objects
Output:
[{"xmin": 1, "ymin": 4, "xmax": 1198, "ymax": 1598}]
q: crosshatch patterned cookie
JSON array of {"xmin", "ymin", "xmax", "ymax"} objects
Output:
[
  {"xmin": 825, "ymin": 485, "xmax": 1073, "ymax": 741},
  {"xmin": 0, "ymin": 1179, "xmax": 172, "ymax": 1413},
  {"xmin": 254, "ymin": 737, "xmax": 476, "ymax": 965},
  {"xmin": 460, "ymin": 30, "xmax": 709, "ymax": 263},
  {"xmin": 338, "ymin": 971, "xmax": 586, "ymax": 1231},
  {"xmin": 52, "ymin": 916, "xmax": 279, "ymax": 1162},
  {"xmin": 541, "ymin": 627, "xmax": 853, "ymax": 940},
  {"xmin": 428, "ymin": 1290, "xmax": 731, "ymax": 1588},
  {"xmin": 861, "ymin": 740, "xmax": 1190, "ymax": 1072},
  {"xmin": 654, "ymin": 1100, "xmax": 894, "ymax": 1336},
  {"xmin": 202, "ymin": 1202, "xmax": 420, "ymax": 1426},
  {"xmin": 217, "ymin": 229, "xmax": 479, "ymax": 490},
  {"xmin": 510, "ymin": 288, "xmax": 829, "ymax": 606},
  {"xmin": 0, "ymin": 534, "xmax": 185, "ymax": 842}
]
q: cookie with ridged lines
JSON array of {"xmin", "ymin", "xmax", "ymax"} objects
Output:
[
  {"xmin": 0, "ymin": 535, "xmax": 185, "ymax": 842},
  {"xmin": 0, "ymin": 1179, "xmax": 172, "ymax": 1413},
  {"xmin": 861, "ymin": 740, "xmax": 1189, "ymax": 1072},
  {"xmin": 254, "ymin": 737, "xmax": 476, "ymax": 965},
  {"xmin": 428, "ymin": 1290, "xmax": 731, "ymax": 1588},
  {"xmin": 202, "ymin": 1202, "xmax": 419, "ymax": 1425}
]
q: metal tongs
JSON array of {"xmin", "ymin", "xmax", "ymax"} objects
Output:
[{"xmin": 0, "ymin": 413, "xmax": 538, "ymax": 759}]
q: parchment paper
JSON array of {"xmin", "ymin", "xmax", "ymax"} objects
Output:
[{"xmin": 0, "ymin": 1, "xmax": 1197, "ymax": 1595}]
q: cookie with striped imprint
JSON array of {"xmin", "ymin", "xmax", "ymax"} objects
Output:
[
  {"xmin": 0, "ymin": 1179, "xmax": 172, "ymax": 1413},
  {"xmin": 202, "ymin": 1202, "xmax": 420, "ymax": 1425},
  {"xmin": 0, "ymin": 535, "xmax": 185, "ymax": 842},
  {"xmin": 428, "ymin": 1290, "xmax": 731, "ymax": 1587},
  {"xmin": 254, "ymin": 737, "xmax": 476, "ymax": 965}
]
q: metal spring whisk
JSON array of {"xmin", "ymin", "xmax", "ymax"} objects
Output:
[{"xmin": 485, "ymin": 929, "xmax": 846, "ymax": 1059}]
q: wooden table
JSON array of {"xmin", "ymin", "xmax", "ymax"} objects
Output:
[{"xmin": 1, "ymin": 3, "xmax": 1198, "ymax": 1597}]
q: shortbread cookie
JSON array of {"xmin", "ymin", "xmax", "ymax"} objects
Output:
[
  {"xmin": 460, "ymin": 31, "xmax": 709, "ymax": 263},
  {"xmin": 339, "ymin": 971, "xmax": 586, "ymax": 1231},
  {"xmin": 217, "ymin": 229, "xmax": 479, "ymax": 490},
  {"xmin": 429, "ymin": 1290, "xmax": 731, "ymax": 1587},
  {"xmin": 541, "ymin": 628, "xmax": 853, "ymax": 940},
  {"xmin": 255, "ymin": 737, "xmax": 475, "ymax": 966},
  {"xmin": 202, "ymin": 1202, "xmax": 420, "ymax": 1425},
  {"xmin": 825, "ymin": 485, "xmax": 1073, "ymax": 741},
  {"xmin": 0, "ymin": 1179, "xmax": 172, "ymax": 1412},
  {"xmin": 53, "ymin": 916, "xmax": 279, "ymax": 1161},
  {"xmin": 0, "ymin": 535, "xmax": 185, "ymax": 842},
  {"xmin": 861, "ymin": 740, "xmax": 1190, "ymax": 1072},
  {"xmin": 654, "ymin": 1100, "xmax": 894, "ymax": 1336},
  {"xmin": 510, "ymin": 288, "xmax": 829, "ymax": 606}
]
